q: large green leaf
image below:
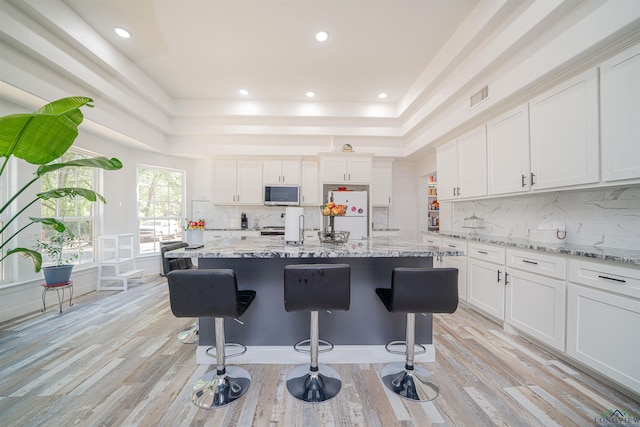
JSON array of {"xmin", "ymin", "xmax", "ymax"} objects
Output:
[
  {"xmin": 6, "ymin": 248, "xmax": 43, "ymax": 272},
  {"xmin": 36, "ymin": 156, "xmax": 122, "ymax": 176},
  {"xmin": 0, "ymin": 96, "xmax": 93, "ymax": 164},
  {"xmin": 38, "ymin": 187, "xmax": 107, "ymax": 204},
  {"xmin": 30, "ymin": 217, "xmax": 67, "ymax": 233}
]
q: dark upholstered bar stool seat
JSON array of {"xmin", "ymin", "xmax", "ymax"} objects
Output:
[
  {"xmin": 167, "ymin": 269, "xmax": 256, "ymax": 409},
  {"xmin": 162, "ymin": 242, "xmax": 199, "ymax": 344},
  {"xmin": 376, "ymin": 267, "xmax": 458, "ymax": 402},
  {"xmin": 284, "ymin": 264, "xmax": 350, "ymax": 403}
]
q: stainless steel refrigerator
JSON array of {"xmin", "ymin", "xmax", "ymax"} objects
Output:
[{"xmin": 330, "ymin": 190, "xmax": 368, "ymax": 239}]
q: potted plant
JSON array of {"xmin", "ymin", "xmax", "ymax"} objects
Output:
[
  {"xmin": 0, "ymin": 96, "xmax": 122, "ymax": 272},
  {"xmin": 33, "ymin": 227, "xmax": 82, "ymax": 285}
]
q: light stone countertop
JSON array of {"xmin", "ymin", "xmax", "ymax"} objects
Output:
[
  {"xmin": 167, "ymin": 236, "xmax": 464, "ymax": 259},
  {"xmin": 422, "ymin": 231, "xmax": 640, "ymax": 266}
]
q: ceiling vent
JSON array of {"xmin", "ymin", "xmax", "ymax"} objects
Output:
[{"xmin": 470, "ymin": 85, "xmax": 489, "ymax": 108}]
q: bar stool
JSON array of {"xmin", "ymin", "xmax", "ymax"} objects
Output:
[
  {"xmin": 161, "ymin": 242, "xmax": 198, "ymax": 344},
  {"xmin": 376, "ymin": 267, "xmax": 458, "ymax": 402},
  {"xmin": 284, "ymin": 264, "xmax": 350, "ymax": 403},
  {"xmin": 167, "ymin": 269, "xmax": 256, "ymax": 409}
]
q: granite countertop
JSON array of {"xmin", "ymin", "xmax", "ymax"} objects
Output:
[
  {"xmin": 167, "ymin": 236, "xmax": 463, "ymax": 259},
  {"xmin": 422, "ymin": 231, "xmax": 640, "ymax": 266}
]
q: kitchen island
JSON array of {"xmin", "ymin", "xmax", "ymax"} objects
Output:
[{"xmin": 166, "ymin": 236, "xmax": 463, "ymax": 363}]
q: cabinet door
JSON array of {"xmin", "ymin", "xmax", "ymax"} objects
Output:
[
  {"xmin": 443, "ymin": 254, "xmax": 467, "ymax": 301},
  {"xmin": 372, "ymin": 160, "xmax": 393, "ymax": 205},
  {"xmin": 300, "ymin": 161, "xmax": 320, "ymax": 205},
  {"xmin": 212, "ymin": 160, "xmax": 238, "ymax": 204},
  {"xmin": 601, "ymin": 43, "xmax": 640, "ymax": 182},
  {"xmin": 567, "ymin": 283, "xmax": 640, "ymax": 393},
  {"xmin": 281, "ymin": 160, "xmax": 300, "ymax": 184},
  {"xmin": 467, "ymin": 258, "xmax": 505, "ymax": 321},
  {"xmin": 347, "ymin": 157, "xmax": 372, "ymax": 182},
  {"xmin": 322, "ymin": 157, "xmax": 347, "ymax": 182},
  {"xmin": 436, "ymin": 140, "xmax": 458, "ymax": 201},
  {"xmin": 236, "ymin": 160, "xmax": 263, "ymax": 204},
  {"xmin": 263, "ymin": 161, "xmax": 283, "ymax": 184},
  {"xmin": 457, "ymin": 125, "xmax": 487, "ymax": 199},
  {"xmin": 529, "ymin": 68, "xmax": 599, "ymax": 190},
  {"xmin": 487, "ymin": 105, "xmax": 531, "ymax": 195},
  {"xmin": 505, "ymin": 269, "xmax": 566, "ymax": 351}
]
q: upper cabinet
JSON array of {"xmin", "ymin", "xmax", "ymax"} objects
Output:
[
  {"xmin": 600, "ymin": 43, "xmax": 640, "ymax": 182},
  {"xmin": 212, "ymin": 159, "xmax": 263, "ymax": 205},
  {"xmin": 437, "ymin": 125, "xmax": 487, "ymax": 201},
  {"xmin": 372, "ymin": 159, "xmax": 393, "ymax": 206},
  {"xmin": 487, "ymin": 104, "xmax": 531, "ymax": 195},
  {"xmin": 529, "ymin": 68, "xmax": 599, "ymax": 190},
  {"xmin": 300, "ymin": 160, "xmax": 321, "ymax": 205},
  {"xmin": 320, "ymin": 154, "xmax": 372, "ymax": 183},
  {"xmin": 263, "ymin": 160, "xmax": 300, "ymax": 185}
]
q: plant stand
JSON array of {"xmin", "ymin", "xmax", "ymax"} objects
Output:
[{"xmin": 41, "ymin": 281, "xmax": 73, "ymax": 313}]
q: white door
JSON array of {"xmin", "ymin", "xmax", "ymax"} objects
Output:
[
  {"xmin": 457, "ymin": 125, "xmax": 487, "ymax": 199},
  {"xmin": 372, "ymin": 160, "xmax": 393, "ymax": 205},
  {"xmin": 281, "ymin": 161, "xmax": 300, "ymax": 184},
  {"xmin": 212, "ymin": 159, "xmax": 238, "ymax": 204},
  {"xmin": 236, "ymin": 160, "xmax": 263, "ymax": 204},
  {"xmin": 487, "ymin": 105, "xmax": 531, "ymax": 195},
  {"xmin": 467, "ymin": 258, "xmax": 505, "ymax": 321},
  {"xmin": 300, "ymin": 161, "xmax": 320, "ymax": 205},
  {"xmin": 347, "ymin": 157, "xmax": 372, "ymax": 182},
  {"xmin": 436, "ymin": 140, "xmax": 458, "ymax": 201}
]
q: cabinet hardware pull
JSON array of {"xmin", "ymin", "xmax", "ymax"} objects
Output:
[
  {"xmin": 344, "ymin": 173, "xmax": 346, "ymax": 181},
  {"xmin": 598, "ymin": 275, "xmax": 626, "ymax": 283},
  {"xmin": 522, "ymin": 259, "xmax": 538, "ymax": 265},
  {"xmin": 497, "ymin": 270, "xmax": 501, "ymax": 282},
  {"xmin": 505, "ymin": 272, "xmax": 509, "ymax": 285},
  {"xmin": 448, "ymin": 245, "xmax": 456, "ymax": 248},
  {"xmin": 477, "ymin": 250, "xmax": 488, "ymax": 255},
  {"xmin": 453, "ymin": 187, "xmax": 456, "ymax": 196},
  {"xmin": 457, "ymin": 186, "xmax": 461, "ymax": 196},
  {"xmin": 521, "ymin": 174, "xmax": 526, "ymax": 187},
  {"xmin": 348, "ymin": 173, "xmax": 351, "ymax": 181},
  {"xmin": 530, "ymin": 172, "xmax": 535, "ymax": 185}
]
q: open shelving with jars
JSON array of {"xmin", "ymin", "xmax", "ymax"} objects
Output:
[{"xmin": 427, "ymin": 175, "xmax": 439, "ymax": 231}]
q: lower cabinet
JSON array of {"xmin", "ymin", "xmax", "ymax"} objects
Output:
[
  {"xmin": 441, "ymin": 237, "xmax": 467, "ymax": 301},
  {"xmin": 505, "ymin": 249, "xmax": 567, "ymax": 351},
  {"xmin": 467, "ymin": 243, "xmax": 506, "ymax": 321},
  {"xmin": 566, "ymin": 259, "xmax": 640, "ymax": 394}
]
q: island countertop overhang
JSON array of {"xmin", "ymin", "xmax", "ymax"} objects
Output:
[{"xmin": 165, "ymin": 236, "xmax": 464, "ymax": 259}]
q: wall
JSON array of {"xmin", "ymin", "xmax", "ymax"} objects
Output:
[{"xmin": 449, "ymin": 185, "xmax": 640, "ymax": 250}]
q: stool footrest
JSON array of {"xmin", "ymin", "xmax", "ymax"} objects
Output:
[
  {"xmin": 205, "ymin": 342, "xmax": 247, "ymax": 359},
  {"xmin": 384, "ymin": 340, "xmax": 427, "ymax": 356},
  {"xmin": 293, "ymin": 338, "xmax": 334, "ymax": 354}
]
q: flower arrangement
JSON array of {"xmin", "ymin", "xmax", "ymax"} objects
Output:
[
  {"xmin": 186, "ymin": 219, "xmax": 205, "ymax": 230},
  {"xmin": 322, "ymin": 202, "xmax": 346, "ymax": 216}
]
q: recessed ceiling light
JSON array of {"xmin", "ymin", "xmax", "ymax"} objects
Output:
[
  {"xmin": 315, "ymin": 31, "xmax": 328, "ymax": 42},
  {"xmin": 378, "ymin": 92, "xmax": 388, "ymax": 99},
  {"xmin": 239, "ymin": 89, "xmax": 249, "ymax": 96},
  {"xmin": 114, "ymin": 27, "xmax": 131, "ymax": 39},
  {"xmin": 306, "ymin": 91, "xmax": 315, "ymax": 98}
]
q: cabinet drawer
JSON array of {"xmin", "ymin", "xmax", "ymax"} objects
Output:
[
  {"xmin": 441, "ymin": 237, "xmax": 467, "ymax": 253},
  {"xmin": 507, "ymin": 249, "xmax": 566, "ymax": 279},
  {"xmin": 468, "ymin": 242, "xmax": 505, "ymax": 264},
  {"xmin": 569, "ymin": 259, "xmax": 640, "ymax": 299},
  {"xmin": 422, "ymin": 235, "xmax": 441, "ymax": 246}
]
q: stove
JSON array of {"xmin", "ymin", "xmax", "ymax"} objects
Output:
[{"xmin": 260, "ymin": 226, "xmax": 285, "ymax": 236}]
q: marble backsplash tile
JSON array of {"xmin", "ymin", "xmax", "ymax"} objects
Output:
[
  {"xmin": 191, "ymin": 202, "xmax": 322, "ymax": 230},
  {"xmin": 451, "ymin": 185, "xmax": 640, "ymax": 250}
]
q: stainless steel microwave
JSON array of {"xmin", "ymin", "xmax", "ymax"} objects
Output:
[{"xmin": 264, "ymin": 186, "xmax": 300, "ymax": 206}]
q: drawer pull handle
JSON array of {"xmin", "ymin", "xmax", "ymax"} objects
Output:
[
  {"xmin": 477, "ymin": 250, "xmax": 488, "ymax": 255},
  {"xmin": 505, "ymin": 272, "xmax": 509, "ymax": 285},
  {"xmin": 448, "ymin": 245, "xmax": 456, "ymax": 248},
  {"xmin": 598, "ymin": 275, "xmax": 626, "ymax": 283},
  {"xmin": 497, "ymin": 270, "xmax": 502, "ymax": 283},
  {"xmin": 522, "ymin": 259, "xmax": 538, "ymax": 265}
]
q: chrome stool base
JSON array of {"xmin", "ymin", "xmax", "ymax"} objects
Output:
[
  {"xmin": 176, "ymin": 323, "xmax": 199, "ymax": 344},
  {"xmin": 286, "ymin": 364, "xmax": 342, "ymax": 403},
  {"xmin": 384, "ymin": 340, "xmax": 426, "ymax": 356},
  {"xmin": 293, "ymin": 338, "xmax": 334, "ymax": 354},
  {"xmin": 380, "ymin": 362, "xmax": 439, "ymax": 402},
  {"xmin": 191, "ymin": 366, "xmax": 251, "ymax": 409}
]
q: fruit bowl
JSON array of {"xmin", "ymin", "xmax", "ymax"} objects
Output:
[
  {"xmin": 318, "ymin": 231, "xmax": 350, "ymax": 244},
  {"xmin": 321, "ymin": 202, "xmax": 347, "ymax": 216}
]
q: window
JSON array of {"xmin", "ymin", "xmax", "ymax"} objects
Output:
[
  {"xmin": 137, "ymin": 166, "xmax": 184, "ymax": 254},
  {"xmin": 0, "ymin": 157, "xmax": 10, "ymax": 281},
  {"xmin": 40, "ymin": 149, "xmax": 100, "ymax": 265}
]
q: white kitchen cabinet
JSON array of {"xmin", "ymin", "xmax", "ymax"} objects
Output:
[
  {"xmin": 372, "ymin": 159, "xmax": 393, "ymax": 206},
  {"xmin": 529, "ymin": 68, "xmax": 599, "ymax": 190},
  {"xmin": 566, "ymin": 259, "xmax": 640, "ymax": 394},
  {"xmin": 487, "ymin": 104, "xmax": 531, "ymax": 195},
  {"xmin": 263, "ymin": 160, "xmax": 300, "ymax": 185},
  {"xmin": 436, "ymin": 125, "xmax": 487, "ymax": 201},
  {"xmin": 600, "ymin": 43, "xmax": 640, "ymax": 182},
  {"xmin": 321, "ymin": 155, "xmax": 372, "ymax": 183},
  {"xmin": 467, "ymin": 242, "xmax": 506, "ymax": 321},
  {"xmin": 505, "ymin": 249, "xmax": 566, "ymax": 351},
  {"xmin": 212, "ymin": 159, "xmax": 263, "ymax": 205},
  {"xmin": 421, "ymin": 234, "xmax": 443, "ymax": 267},
  {"xmin": 441, "ymin": 237, "xmax": 467, "ymax": 301},
  {"xmin": 300, "ymin": 160, "xmax": 320, "ymax": 205}
]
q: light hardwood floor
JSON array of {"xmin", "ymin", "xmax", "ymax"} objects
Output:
[{"xmin": 0, "ymin": 276, "xmax": 638, "ymax": 426}]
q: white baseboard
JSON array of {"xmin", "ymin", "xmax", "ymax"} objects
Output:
[{"xmin": 195, "ymin": 344, "xmax": 435, "ymax": 365}]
